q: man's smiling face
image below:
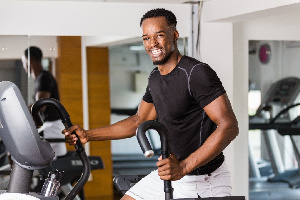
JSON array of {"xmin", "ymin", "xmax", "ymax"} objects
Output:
[{"xmin": 141, "ymin": 16, "xmax": 177, "ymax": 66}]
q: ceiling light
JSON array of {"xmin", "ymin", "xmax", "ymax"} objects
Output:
[{"xmin": 129, "ymin": 45, "xmax": 144, "ymax": 51}]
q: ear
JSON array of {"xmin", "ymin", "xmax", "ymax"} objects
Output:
[{"xmin": 173, "ymin": 30, "xmax": 179, "ymax": 44}]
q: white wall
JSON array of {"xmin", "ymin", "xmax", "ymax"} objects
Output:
[
  {"xmin": 200, "ymin": 20, "xmax": 248, "ymax": 196},
  {"xmin": 203, "ymin": 0, "xmax": 300, "ymax": 23},
  {"xmin": 0, "ymin": 1, "xmax": 192, "ymax": 37}
]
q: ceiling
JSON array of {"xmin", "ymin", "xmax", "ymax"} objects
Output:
[
  {"xmin": 105, "ymin": 0, "xmax": 201, "ymax": 3},
  {"xmin": 45, "ymin": 0, "xmax": 203, "ymax": 3}
]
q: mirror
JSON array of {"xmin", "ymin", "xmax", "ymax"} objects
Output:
[
  {"xmin": 248, "ymin": 40, "xmax": 300, "ymax": 197},
  {"xmin": 0, "ymin": 36, "xmax": 29, "ymax": 102},
  {"xmin": 0, "ymin": 35, "xmax": 58, "ymax": 105}
]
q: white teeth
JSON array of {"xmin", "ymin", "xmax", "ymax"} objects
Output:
[{"xmin": 152, "ymin": 49, "xmax": 162, "ymax": 55}]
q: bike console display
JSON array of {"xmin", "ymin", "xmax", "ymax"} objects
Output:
[{"xmin": 0, "ymin": 81, "xmax": 54, "ymax": 169}]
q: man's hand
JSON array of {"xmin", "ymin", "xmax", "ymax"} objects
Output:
[
  {"xmin": 62, "ymin": 125, "xmax": 88, "ymax": 145},
  {"xmin": 156, "ymin": 154, "xmax": 186, "ymax": 181}
]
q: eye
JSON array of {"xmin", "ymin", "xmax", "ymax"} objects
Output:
[{"xmin": 143, "ymin": 37, "xmax": 149, "ymax": 41}]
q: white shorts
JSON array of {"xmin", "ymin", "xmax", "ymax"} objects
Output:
[
  {"xmin": 125, "ymin": 161, "xmax": 231, "ymax": 200},
  {"xmin": 38, "ymin": 120, "xmax": 67, "ymax": 159}
]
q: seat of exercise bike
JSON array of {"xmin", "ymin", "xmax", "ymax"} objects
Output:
[{"xmin": 42, "ymin": 151, "xmax": 104, "ymax": 185}]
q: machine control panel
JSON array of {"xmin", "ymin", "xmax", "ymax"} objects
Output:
[{"xmin": 266, "ymin": 77, "xmax": 300, "ymax": 105}]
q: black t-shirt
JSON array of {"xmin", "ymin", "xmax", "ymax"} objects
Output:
[
  {"xmin": 143, "ymin": 56, "xmax": 226, "ymax": 174},
  {"xmin": 35, "ymin": 70, "xmax": 60, "ymax": 121}
]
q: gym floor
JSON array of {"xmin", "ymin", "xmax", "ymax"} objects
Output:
[{"xmin": 250, "ymin": 177, "xmax": 300, "ymax": 200}]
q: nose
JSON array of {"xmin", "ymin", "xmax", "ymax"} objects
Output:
[{"xmin": 150, "ymin": 38, "xmax": 158, "ymax": 48}]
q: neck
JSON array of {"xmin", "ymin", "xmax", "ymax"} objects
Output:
[
  {"xmin": 157, "ymin": 51, "xmax": 182, "ymax": 75},
  {"xmin": 32, "ymin": 65, "xmax": 43, "ymax": 79}
]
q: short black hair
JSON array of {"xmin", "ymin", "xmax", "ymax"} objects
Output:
[
  {"xmin": 24, "ymin": 46, "xmax": 43, "ymax": 61},
  {"xmin": 140, "ymin": 8, "xmax": 177, "ymax": 28}
]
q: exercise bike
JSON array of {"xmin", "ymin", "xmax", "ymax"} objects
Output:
[
  {"xmin": 0, "ymin": 81, "xmax": 91, "ymax": 200},
  {"xmin": 0, "ymin": 137, "xmax": 104, "ymax": 200},
  {"xmin": 114, "ymin": 120, "xmax": 245, "ymax": 200},
  {"xmin": 31, "ymin": 106, "xmax": 104, "ymax": 200}
]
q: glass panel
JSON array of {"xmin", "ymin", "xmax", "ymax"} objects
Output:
[
  {"xmin": 24, "ymin": 36, "xmax": 58, "ymax": 106},
  {"xmin": 0, "ymin": 35, "xmax": 57, "ymax": 105},
  {"xmin": 0, "ymin": 35, "xmax": 29, "ymax": 103}
]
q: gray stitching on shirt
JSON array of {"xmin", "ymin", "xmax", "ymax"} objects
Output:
[
  {"xmin": 199, "ymin": 110, "xmax": 206, "ymax": 146},
  {"xmin": 178, "ymin": 67, "xmax": 192, "ymax": 97},
  {"xmin": 179, "ymin": 64, "xmax": 202, "ymax": 98},
  {"xmin": 189, "ymin": 64, "xmax": 202, "ymax": 98}
]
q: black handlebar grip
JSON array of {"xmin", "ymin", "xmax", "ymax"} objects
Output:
[
  {"xmin": 136, "ymin": 120, "xmax": 173, "ymax": 200},
  {"xmin": 31, "ymin": 98, "xmax": 84, "ymax": 152},
  {"xmin": 31, "ymin": 98, "xmax": 91, "ymax": 200}
]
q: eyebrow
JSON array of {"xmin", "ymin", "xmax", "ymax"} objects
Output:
[{"xmin": 142, "ymin": 30, "xmax": 165, "ymax": 37}]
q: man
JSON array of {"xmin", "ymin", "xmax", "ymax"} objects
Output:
[
  {"xmin": 22, "ymin": 46, "xmax": 67, "ymax": 159},
  {"xmin": 64, "ymin": 8, "xmax": 239, "ymax": 199}
]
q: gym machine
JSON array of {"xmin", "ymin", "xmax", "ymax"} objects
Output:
[
  {"xmin": 0, "ymin": 81, "xmax": 91, "ymax": 199},
  {"xmin": 249, "ymin": 77, "xmax": 300, "ymax": 188},
  {"xmin": 114, "ymin": 120, "xmax": 245, "ymax": 200},
  {"xmin": 31, "ymin": 98, "xmax": 103, "ymax": 199}
]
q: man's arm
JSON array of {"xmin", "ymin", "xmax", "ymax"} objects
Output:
[
  {"xmin": 64, "ymin": 99, "xmax": 157, "ymax": 145},
  {"xmin": 157, "ymin": 93, "xmax": 239, "ymax": 180},
  {"xmin": 36, "ymin": 91, "xmax": 51, "ymax": 100},
  {"xmin": 28, "ymin": 91, "xmax": 51, "ymax": 112}
]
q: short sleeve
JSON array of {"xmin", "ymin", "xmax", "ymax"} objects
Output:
[
  {"xmin": 142, "ymin": 85, "xmax": 153, "ymax": 103},
  {"xmin": 190, "ymin": 63, "xmax": 226, "ymax": 108}
]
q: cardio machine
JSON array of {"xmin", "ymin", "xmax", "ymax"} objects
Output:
[
  {"xmin": 31, "ymin": 103, "xmax": 104, "ymax": 200},
  {"xmin": 249, "ymin": 77, "xmax": 300, "ymax": 188},
  {"xmin": 0, "ymin": 115, "xmax": 104, "ymax": 200},
  {"xmin": 0, "ymin": 81, "xmax": 91, "ymax": 200},
  {"xmin": 114, "ymin": 120, "xmax": 245, "ymax": 200}
]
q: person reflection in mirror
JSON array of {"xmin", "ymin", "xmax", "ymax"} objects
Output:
[
  {"xmin": 22, "ymin": 46, "xmax": 67, "ymax": 160},
  {"xmin": 64, "ymin": 8, "xmax": 239, "ymax": 199}
]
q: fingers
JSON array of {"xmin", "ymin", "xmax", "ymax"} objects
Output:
[
  {"xmin": 156, "ymin": 154, "xmax": 175, "ymax": 167},
  {"xmin": 158, "ymin": 155, "xmax": 162, "ymax": 161},
  {"xmin": 157, "ymin": 157, "xmax": 171, "ymax": 173},
  {"xmin": 65, "ymin": 133, "xmax": 78, "ymax": 145},
  {"xmin": 66, "ymin": 125, "xmax": 80, "ymax": 134},
  {"xmin": 158, "ymin": 173, "xmax": 172, "ymax": 181},
  {"xmin": 157, "ymin": 163, "xmax": 173, "ymax": 180},
  {"xmin": 156, "ymin": 154, "xmax": 183, "ymax": 181},
  {"xmin": 63, "ymin": 125, "xmax": 81, "ymax": 146}
]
